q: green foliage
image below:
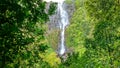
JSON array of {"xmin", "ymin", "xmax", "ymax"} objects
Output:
[
  {"xmin": 48, "ymin": 2, "xmax": 57, "ymax": 15},
  {"xmin": 61, "ymin": 52, "xmax": 80, "ymax": 68},
  {"xmin": 65, "ymin": 0, "xmax": 73, "ymax": 4},
  {"xmin": 46, "ymin": 29, "xmax": 60, "ymax": 50},
  {"xmin": 1, "ymin": 0, "xmax": 120, "ymax": 67},
  {"xmin": 66, "ymin": 0, "xmax": 120, "ymax": 67},
  {"xmin": 0, "ymin": 0, "xmax": 58, "ymax": 68}
]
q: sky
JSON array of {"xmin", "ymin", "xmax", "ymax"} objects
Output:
[{"xmin": 43, "ymin": 0, "xmax": 65, "ymax": 2}]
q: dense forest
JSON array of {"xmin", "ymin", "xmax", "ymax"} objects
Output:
[{"xmin": 0, "ymin": 0, "xmax": 120, "ymax": 68}]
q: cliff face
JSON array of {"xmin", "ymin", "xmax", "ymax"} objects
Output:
[
  {"xmin": 45, "ymin": 1, "xmax": 75, "ymax": 50},
  {"xmin": 65, "ymin": 1, "xmax": 75, "ymax": 20},
  {"xmin": 46, "ymin": 1, "xmax": 75, "ymax": 31}
]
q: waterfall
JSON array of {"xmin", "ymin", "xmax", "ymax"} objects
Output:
[
  {"xmin": 44, "ymin": 0, "xmax": 69, "ymax": 56},
  {"xmin": 57, "ymin": 1, "xmax": 69, "ymax": 56}
]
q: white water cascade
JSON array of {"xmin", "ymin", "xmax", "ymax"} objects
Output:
[
  {"xmin": 44, "ymin": 0, "xmax": 69, "ymax": 56},
  {"xmin": 57, "ymin": 1, "xmax": 69, "ymax": 56}
]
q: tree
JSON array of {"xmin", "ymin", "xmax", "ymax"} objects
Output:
[
  {"xmin": 0, "ymin": 0, "xmax": 57, "ymax": 67},
  {"xmin": 66, "ymin": 0, "xmax": 120, "ymax": 67}
]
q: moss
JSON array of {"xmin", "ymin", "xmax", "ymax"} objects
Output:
[
  {"xmin": 65, "ymin": 0, "xmax": 73, "ymax": 4},
  {"xmin": 46, "ymin": 29, "xmax": 60, "ymax": 50}
]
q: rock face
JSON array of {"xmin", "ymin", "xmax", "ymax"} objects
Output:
[
  {"xmin": 45, "ymin": 1, "xmax": 75, "ymax": 32},
  {"xmin": 64, "ymin": 1, "xmax": 75, "ymax": 20},
  {"xmin": 45, "ymin": 1, "xmax": 75, "ymax": 58},
  {"xmin": 45, "ymin": 2, "xmax": 60, "ymax": 32}
]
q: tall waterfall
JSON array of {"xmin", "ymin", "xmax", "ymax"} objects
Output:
[
  {"xmin": 44, "ymin": 0, "xmax": 69, "ymax": 56},
  {"xmin": 57, "ymin": 1, "xmax": 69, "ymax": 56}
]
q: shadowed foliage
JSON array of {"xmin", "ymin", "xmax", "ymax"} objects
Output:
[{"xmin": 0, "ymin": 0, "xmax": 57, "ymax": 67}]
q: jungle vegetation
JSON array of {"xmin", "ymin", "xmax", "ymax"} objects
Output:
[{"xmin": 0, "ymin": 0, "xmax": 120, "ymax": 68}]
